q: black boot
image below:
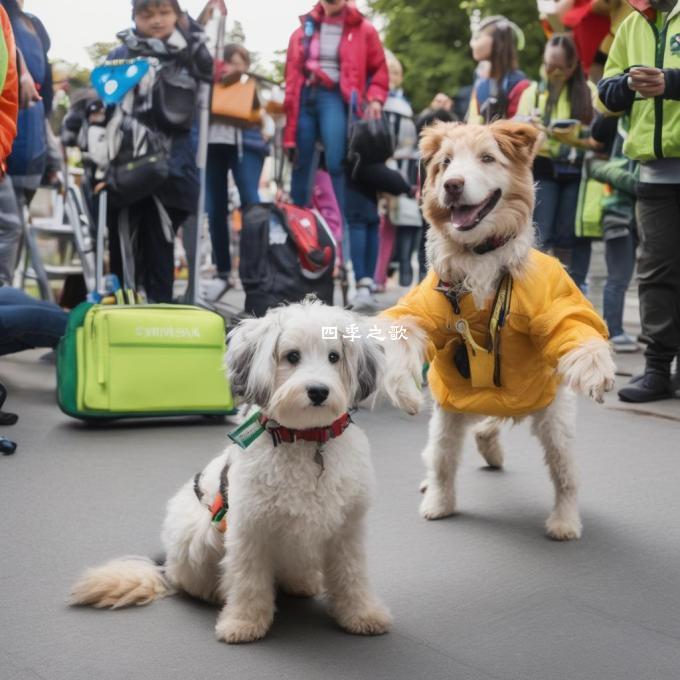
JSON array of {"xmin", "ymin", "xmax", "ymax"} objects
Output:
[
  {"xmin": 618, "ymin": 360, "xmax": 672, "ymax": 403},
  {"xmin": 0, "ymin": 383, "xmax": 18, "ymax": 426}
]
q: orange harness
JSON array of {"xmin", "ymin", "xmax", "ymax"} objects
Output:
[{"xmin": 193, "ymin": 466, "xmax": 229, "ymax": 534}]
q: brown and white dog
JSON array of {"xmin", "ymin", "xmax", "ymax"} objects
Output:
[{"xmin": 382, "ymin": 121, "xmax": 616, "ymax": 540}]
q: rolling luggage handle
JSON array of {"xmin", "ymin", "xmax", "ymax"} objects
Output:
[
  {"xmin": 92, "ymin": 189, "xmax": 137, "ymax": 304},
  {"xmin": 94, "ymin": 190, "xmax": 107, "ymax": 298}
]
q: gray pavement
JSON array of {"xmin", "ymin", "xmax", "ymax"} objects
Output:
[{"xmin": 2, "ymin": 341, "xmax": 680, "ymax": 680}]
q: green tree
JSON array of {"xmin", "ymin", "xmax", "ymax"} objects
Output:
[
  {"xmin": 85, "ymin": 41, "xmax": 119, "ymax": 66},
  {"xmin": 367, "ymin": 0, "xmax": 545, "ymax": 113}
]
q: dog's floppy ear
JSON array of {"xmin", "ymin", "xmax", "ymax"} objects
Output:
[
  {"xmin": 419, "ymin": 120, "xmax": 460, "ymax": 166},
  {"xmin": 226, "ymin": 312, "xmax": 280, "ymax": 406},
  {"xmin": 354, "ymin": 334, "xmax": 385, "ymax": 404},
  {"xmin": 489, "ymin": 121, "xmax": 541, "ymax": 165},
  {"xmin": 340, "ymin": 312, "xmax": 385, "ymax": 405}
]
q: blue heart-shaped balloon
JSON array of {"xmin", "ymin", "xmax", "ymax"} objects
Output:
[{"xmin": 91, "ymin": 59, "xmax": 150, "ymax": 105}]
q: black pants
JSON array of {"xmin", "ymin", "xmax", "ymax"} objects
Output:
[
  {"xmin": 418, "ymin": 224, "xmax": 430, "ymax": 282},
  {"xmin": 109, "ymin": 198, "xmax": 187, "ymax": 303},
  {"xmin": 396, "ymin": 226, "xmax": 421, "ymax": 287},
  {"xmin": 636, "ymin": 183, "xmax": 680, "ymax": 366}
]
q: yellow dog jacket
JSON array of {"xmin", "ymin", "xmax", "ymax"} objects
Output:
[{"xmin": 383, "ymin": 249, "xmax": 608, "ymax": 417}]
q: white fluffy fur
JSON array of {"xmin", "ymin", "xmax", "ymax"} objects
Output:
[
  {"xmin": 385, "ymin": 122, "xmax": 616, "ymax": 540},
  {"xmin": 71, "ymin": 301, "xmax": 392, "ymax": 643}
]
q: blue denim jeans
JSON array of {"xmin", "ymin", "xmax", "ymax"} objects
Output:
[
  {"xmin": 0, "ymin": 287, "xmax": 68, "ymax": 356},
  {"xmin": 206, "ymin": 143, "xmax": 264, "ymax": 275},
  {"xmin": 603, "ymin": 230, "xmax": 636, "ymax": 338},
  {"xmin": 533, "ymin": 175, "xmax": 580, "ymax": 251},
  {"xmin": 347, "ymin": 187, "xmax": 379, "ymax": 281},
  {"xmin": 291, "ymin": 87, "xmax": 348, "ymax": 220}
]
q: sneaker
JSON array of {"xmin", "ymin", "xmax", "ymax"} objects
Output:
[
  {"xmin": 201, "ymin": 276, "xmax": 231, "ymax": 303},
  {"xmin": 351, "ymin": 284, "xmax": 377, "ymax": 313},
  {"xmin": 609, "ymin": 333, "xmax": 639, "ymax": 353},
  {"xmin": 618, "ymin": 371, "xmax": 673, "ymax": 403}
]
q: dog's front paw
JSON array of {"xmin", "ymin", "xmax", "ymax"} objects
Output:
[
  {"xmin": 588, "ymin": 375, "xmax": 616, "ymax": 404},
  {"xmin": 336, "ymin": 603, "xmax": 392, "ymax": 636},
  {"xmin": 545, "ymin": 510, "xmax": 582, "ymax": 541},
  {"xmin": 215, "ymin": 611, "xmax": 272, "ymax": 644},
  {"xmin": 419, "ymin": 484, "xmax": 456, "ymax": 520},
  {"xmin": 385, "ymin": 373, "xmax": 423, "ymax": 415},
  {"xmin": 558, "ymin": 340, "xmax": 616, "ymax": 403}
]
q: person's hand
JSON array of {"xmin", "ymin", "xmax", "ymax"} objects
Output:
[
  {"xmin": 628, "ymin": 66, "xmax": 665, "ymax": 98},
  {"xmin": 527, "ymin": 115, "xmax": 547, "ymax": 134},
  {"xmin": 94, "ymin": 181, "xmax": 107, "ymax": 194},
  {"xmin": 218, "ymin": 70, "xmax": 242, "ymax": 87},
  {"xmin": 366, "ymin": 100, "xmax": 382, "ymax": 120},
  {"xmin": 549, "ymin": 123, "xmax": 580, "ymax": 146},
  {"xmin": 584, "ymin": 136, "xmax": 606, "ymax": 153},
  {"xmin": 20, "ymin": 72, "xmax": 41, "ymax": 109},
  {"xmin": 430, "ymin": 92, "xmax": 452, "ymax": 111}
]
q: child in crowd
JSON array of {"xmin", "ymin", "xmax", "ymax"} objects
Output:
[
  {"xmin": 467, "ymin": 15, "xmax": 529, "ymax": 123},
  {"xmin": 104, "ymin": 0, "xmax": 212, "ymax": 303},
  {"xmin": 371, "ymin": 51, "xmax": 420, "ymax": 296},
  {"xmin": 205, "ymin": 43, "xmax": 268, "ymax": 293},
  {"xmin": 587, "ymin": 113, "xmax": 639, "ymax": 353}
]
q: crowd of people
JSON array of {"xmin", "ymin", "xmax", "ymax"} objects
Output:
[{"xmin": 0, "ymin": 0, "xmax": 679, "ymax": 404}]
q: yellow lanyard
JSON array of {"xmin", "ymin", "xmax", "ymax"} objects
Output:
[{"xmin": 454, "ymin": 274, "xmax": 513, "ymax": 388}]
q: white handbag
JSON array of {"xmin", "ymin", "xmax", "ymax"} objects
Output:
[
  {"xmin": 387, "ymin": 158, "xmax": 422, "ymax": 227},
  {"xmin": 388, "ymin": 194, "xmax": 422, "ymax": 227}
]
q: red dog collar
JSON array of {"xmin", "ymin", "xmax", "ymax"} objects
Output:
[{"xmin": 258, "ymin": 412, "xmax": 352, "ymax": 447}]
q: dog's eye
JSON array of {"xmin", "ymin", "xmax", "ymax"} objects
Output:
[
  {"xmin": 286, "ymin": 351, "xmax": 301, "ymax": 365},
  {"xmin": 441, "ymin": 157, "xmax": 452, "ymax": 167},
  {"xmin": 328, "ymin": 351, "xmax": 340, "ymax": 364},
  {"xmin": 481, "ymin": 154, "xmax": 496, "ymax": 163}
]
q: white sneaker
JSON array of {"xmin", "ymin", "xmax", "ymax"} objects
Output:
[
  {"xmin": 609, "ymin": 333, "xmax": 640, "ymax": 353},
  {"xmin": 351, "ymin": 285, "xmax": 377, "ymax": 313}
]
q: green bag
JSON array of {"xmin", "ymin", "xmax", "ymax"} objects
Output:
[{"xmin": 57, "ymin": 302, "xmax": 236, "ymax": 420}]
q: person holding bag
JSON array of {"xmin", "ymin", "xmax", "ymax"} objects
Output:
[
  {"xmin": 382, "ymin": 52, "xmax": 422, "ymax": 289},
  {"xmin": 205, "ymin": 42, "xmax": 268, "ymax": 288},
  {"xmin": 284, "ymin": 0, "xmax": 388, "ymax": 230},
  {"xmin": 103, "ymin": 0, "xmax": 212, "ymax": 303}
]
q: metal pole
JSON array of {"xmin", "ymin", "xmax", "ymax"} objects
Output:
[{"xmin": 96, "ymin": 190, "xmax": 107, "ymax": 296}]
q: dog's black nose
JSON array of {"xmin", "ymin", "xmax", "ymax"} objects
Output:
[
  {"xmin": 444, "ymin": 177, "xmax": 464, "ymax": 197},
  {"xmin": 307, "ymin": 385, "xmax": 329, "ymax": 406}
]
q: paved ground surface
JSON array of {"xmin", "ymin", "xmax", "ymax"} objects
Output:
[
  {"xmin": 2, "ymin": 343, "xmax": 680, "ymax": 680},
  {"xmin": 2, "ymin": 244, "xmax": 680, "ymax": 680}
]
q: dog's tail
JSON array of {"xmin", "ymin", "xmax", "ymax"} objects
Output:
[{"xmin": 70, "ymin": 556, "xmax": 173, "ymax": 609}]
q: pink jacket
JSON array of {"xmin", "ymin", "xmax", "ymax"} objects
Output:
[
  {"xmin": 283, "ymin": 2, "xmax": 388, "ymax": 148},
  {"xmin": 312, "ymin": 169, "xmax": 343, "ymax": 262}
]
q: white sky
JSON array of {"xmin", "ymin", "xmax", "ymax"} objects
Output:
[{"xmin": 25, "ymin": 0, "xmax": 371, "ymax": 68}]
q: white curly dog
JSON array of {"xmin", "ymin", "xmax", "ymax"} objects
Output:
[{"xmin": 71, "ymin": 301, "xmax": 393, "ymax": 644}]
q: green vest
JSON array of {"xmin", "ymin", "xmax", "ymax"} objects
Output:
[
  {"xmin": 516, "ymin": 80, "xmax": 596, "ymax": 164},
  {"xmin": 602, "ymin": 6, "xmax": 680, "ymax": 161}
]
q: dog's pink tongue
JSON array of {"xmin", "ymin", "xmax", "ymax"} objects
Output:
[{"xmin": 450, "ymin": 204, "xmax": 481, "ymax": 230}]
